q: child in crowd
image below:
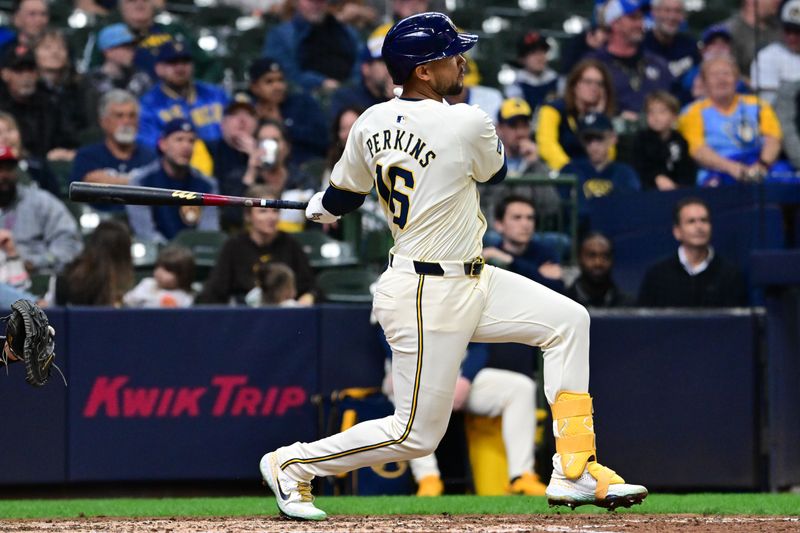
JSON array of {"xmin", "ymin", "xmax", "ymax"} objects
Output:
[
  {"xmin": 561, "ymin": 112, "xmax": 641, "ymax": 232},
  {"xmin": 632, "ymin": 91, "xmax": 697, "ymax": 190},
  {"xmin": 245, "ymin": 262, "xmax": 298, "ymax": 307},
  {"xmin": 124, "ymin": 246, "xmax": 195, "ymax": 308},
  {"xmin": 504, "ymin": 31, "xmax": 560, "ymax": 112}
]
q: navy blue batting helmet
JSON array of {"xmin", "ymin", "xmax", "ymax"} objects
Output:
[{"xmin": 381, "ymin": 12, "xmax": 478, "ymax": 85}]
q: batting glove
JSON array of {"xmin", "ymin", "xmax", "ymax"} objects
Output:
[{"xmin": 305, "ymin": 191, "xmax": 340, "ymax": 224}]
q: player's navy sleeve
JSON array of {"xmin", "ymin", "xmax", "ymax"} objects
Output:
[
  {"xmin": 485, "ymin": 155, "xmax": 508, "ymax": 185},
  {"xmin": 322, "ymin": 185, "xmax": 368, "ymax": 216},
  {"xmin": 460, "ymin": 343, "xmax": 489, "ymax": 382}
]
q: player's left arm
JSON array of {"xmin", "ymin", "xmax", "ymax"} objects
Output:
[{"xmin": 462, "ymin": 105, "xmax": 507, "ymax": 185}]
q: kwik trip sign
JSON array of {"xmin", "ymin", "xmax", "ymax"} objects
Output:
[{"xmin": 82, "ymin": 375, "xmax": 307, "ymax": 418}]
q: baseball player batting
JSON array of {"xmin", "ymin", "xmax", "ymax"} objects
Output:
[{"xmin": 260, "ymin": 12, "xmax": 647, "ymax": 520}]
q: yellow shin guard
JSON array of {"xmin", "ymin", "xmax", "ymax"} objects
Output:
[{"xmin": 551, "ymin": 391, "xmax": 624, "ymax": 499}]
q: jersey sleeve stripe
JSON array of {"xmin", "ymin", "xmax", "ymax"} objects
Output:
[
  {"xmin": 485, "ymin": 155, "xmax": 508, "ymax": 185},
  {"xmin": 328, "ymin": 180, "xmax": 372, "ymax": 195}
]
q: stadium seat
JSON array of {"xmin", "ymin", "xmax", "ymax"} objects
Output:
[
  {"xmin": 293, "ymin": 230, "xmax": 359, "ymax": 269},
  {"xmin": 171, "ymin": 229, "xmax": 227, "ymax": 280},
  {"xmin": 316, "ymin": 267, "xmax": 380, "ymax": 303}
]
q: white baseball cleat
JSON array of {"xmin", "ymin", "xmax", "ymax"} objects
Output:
[
  {"xmin": 260, "ymin": 452, "xmax": 327, "ymax": 521},
  {"xmin": 545, "ymin": 454, "xmax": 648, "ymax": 510}
]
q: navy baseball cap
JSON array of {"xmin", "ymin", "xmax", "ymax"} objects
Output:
[
  {"xmin": 248, "ymin": 56, "xmax": 282, "ymax": 82},
  {"xmin": 156, "ymin": 41, "xmax": 192, "ymax": 63},
  {"xmin": 382, "ymin": 12, "xmax": 478, "ymax": 85},
  {"xmin": 577, "ymin": 112, "xmax": 613, "ymax": 136},
  {"xmin": 161, "ymin": 118, "xmax": 195, "ymax": 139},
  {"xmin": 98, "ymin": 23, "xmax": 136, "ymax": 51},
  {"xmin": 701, "ymin": 23, "xmax": 732, "ymax": 45}
]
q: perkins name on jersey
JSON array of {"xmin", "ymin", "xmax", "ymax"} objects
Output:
[{"xmin": 366, "ymin": 128, "xmax": 437, "ymax": 167}]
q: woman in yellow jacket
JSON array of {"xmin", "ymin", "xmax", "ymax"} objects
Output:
[{"xmin": 537, "ymin": 59, "xmax": 616, "ymax": 171}]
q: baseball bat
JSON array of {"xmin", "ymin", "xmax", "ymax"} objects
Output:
[{"xmin": 68, "ymin": 182, "xmax": 309, "ymax": 210}]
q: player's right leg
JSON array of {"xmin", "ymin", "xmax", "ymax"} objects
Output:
[
  {"xmin": 471, "ymin": 266, "xmax": 647, "ymax": 509},
  {"xmin": 261, "ymin": 269, "xmax": 478, "ymax": 519}
]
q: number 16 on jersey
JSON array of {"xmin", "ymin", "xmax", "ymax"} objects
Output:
[{"xmin": 376, "ymin": 164, "xmax": 415, "ymax": 229}]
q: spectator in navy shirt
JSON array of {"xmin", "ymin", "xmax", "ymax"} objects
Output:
[
  {"xmin": 127, "ymin": 119, "xmax": 219, "ymax": 242},
  {"xmin": 261, "ymin": 0, "xmax": 361, "ymax": 92},
  {"xmin": 588, "ymin": 0, "xmax": 673, "ymax": 120},
  {"xmin": 70, "ymin": 89, "xmax": 157, "ymax": 212},
  {"xmin": 562, "ymin": 112, "xmax": 641, "ymax": 229},
  {"xmin": 206, "ymin": 92, "xmax": 259, "ymax": 230},
  {"xmin": 248, "ymin": 57, "xmax": 328, "ymax": 166},
  {"xmin": 482, "ymin": 195, "xmax": 564, "ymax": 293},
  {"xmin": 328, "ymin": 42, "xmax": 394, "ymax": 124},
  {"xmin": 642, "ymin": 0, "xmax": 700, "ymax": 92}
]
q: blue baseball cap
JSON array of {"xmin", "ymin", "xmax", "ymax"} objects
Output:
[
  {"xmin": 98, "ymin": 23, "xmax": 136, "ymax": 52},
  {"xmin": 577, "ymin": 112, "xmax": 614, "ymax": 135},
  {"xmin": 161, "ymin": 118, "xmax": 195, "ymax": 139},
  {"xmin": 701, "ymin": 23, "xmax": 732, "ymax": 45},
  {"xmin": 156, "ymin": 40, "xmax": 192, "ymax": 63},
  {"xmin": 601, "ymin": 0, "xmax": 642, "ymax": 26}
]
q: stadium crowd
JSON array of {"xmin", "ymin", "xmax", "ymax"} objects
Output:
[{"xmin": 0, "ymin": 0, "xmax": 795, "ymax": 310}]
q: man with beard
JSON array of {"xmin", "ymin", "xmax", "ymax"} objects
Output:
[
  {"xmin": 70, "ymin": 89, "xmax": 157, "ymax": 213},
  {"xmin": 83, "ymin": 23, "xmax": 154, "ymax": 127},
  {"xmin": 0, "ymin": 50, "xmax": 76, "ymax": 159},
  {"xmin": 566, "ymin": 232, "xmax": 632, "ymax": 308},
  {"xmin": 136, "ymin": 41, "xmax": 228, "ymax": 152},
  {"xmin": 127, "ymin": 119, "xmax": 219, "ymax": 242},
  {"xmin": 0, "ymin": 146, "xmax": 82, "ymax": 275},
  {"xmin": 638, "ymin": 197, "xmax": 746, "ymax": 307}
]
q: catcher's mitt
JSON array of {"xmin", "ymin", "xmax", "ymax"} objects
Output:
[{"xmin": 1, "ymin": 299, "xmax": 61, "ymax": 387}]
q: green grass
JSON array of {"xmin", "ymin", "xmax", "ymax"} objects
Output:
[{"xmin": 1, "ymin": 494, "xmax": 800, "ymax": 519}]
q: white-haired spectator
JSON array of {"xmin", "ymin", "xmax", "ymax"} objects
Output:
[
  {"xmin": 70, "ymin": 89, "xmax": 157, "ymax": 212},
  {"xmin": 678, "ymin": 55, "xmax": 782, "ymax": 186}
]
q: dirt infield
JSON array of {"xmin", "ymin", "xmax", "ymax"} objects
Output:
[{"xmin": 1, "ymin": 514, "xmax": 799, "ymax": 532}]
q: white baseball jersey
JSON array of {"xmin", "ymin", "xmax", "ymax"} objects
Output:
[{"xmin": 330, "ymin": 98, "xmax": 505, "ymax": 262}]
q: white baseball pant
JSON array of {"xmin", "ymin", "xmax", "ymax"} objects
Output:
[{"xmin": 276, "ymin": 264, "xmax": 589, "ymax": 481}]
